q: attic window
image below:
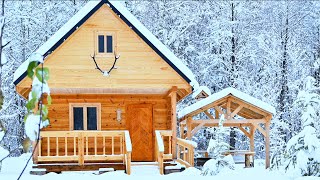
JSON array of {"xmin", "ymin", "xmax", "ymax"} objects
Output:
[{"xmin": 96, "ymin": 32, "xmax": 115, "ymax": 55}]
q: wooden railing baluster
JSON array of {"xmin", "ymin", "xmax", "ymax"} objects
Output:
[
  {"xmin": 65, "ymin": 137, "xmax": 67, "ymax": 156},
  {"xmin": 103, "ymin": 136, "xmax": 106, "ymax": 155},
  {"xmin": 112, "ymin": 136, "xmax": 114, "ymax": 155},
  {"xmin": 86, "ymin": 136, "xmax": 88, "ymax": 156},
  {"xmin": 47, "ymin": 137, "xmax": 50, "ymax": 156},
  {"xmin": 94, "ymin": 135, "xmax": 97, "ymax": 155},
  {"xmin": 73, "ymin": 136, "xmax": 76, "ymax": 155},
  {"xmin": 56, "ymin": 137, "xmax": 59, "ymax": 156}
]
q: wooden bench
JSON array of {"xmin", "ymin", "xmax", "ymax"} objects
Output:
[{"xmin": 223, "ymin": 150, "xmax": 255, "ymax": 168}]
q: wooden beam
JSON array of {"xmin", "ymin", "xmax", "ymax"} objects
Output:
[
  {"xmin": 252, "ymin": 123, "xmax": 266, "ymax": 137},
  {"xmin": 192, "ymin": 119, "xmax": 266, "ymax": 124},
  {"xmin": 215, "ymin": 108, "xmax": 219, "ymax": 119},
  {"xmin": 230, "ymin": 104, "xmax": 243, "ymax": 118},
  {"xmin": 187, "ymin": 117, "xmax": 192, "ymax": 140},
  {"xmin": 170, "ymin": 86, "xmax": 178, "ymax": 159},
  {"xmin": 166, "ymin": 86, "xmax": 178, "ymax": 97},
  {"xmin": 238, "ymin": 126, "xmax": 250, "ymax": 138},
  {"xmin": 214, "ymin": 106, "xmax": 226, "ymax": 117},
  {"xmin": 229, "ymin": 97, "xmax": 270, "ymax": 117},
  {"xmin": 191, "ymin": 122, "xmax": 206, "ymax": 137},
  {"xmin": 204, "ymin": 110, "xmax": 214, "ymax": 119},
  {"xmin": 179, "ymin": 98, "xmax": 227, "ymax": 119},
  {"xmin": 227, "ymin": 98, "xmax": 231, "ymax": 119}
]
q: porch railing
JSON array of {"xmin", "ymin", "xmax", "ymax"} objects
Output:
[
  {"xmin": 33, "ymin": 130, "xmax": 132, "ymax": 174},
  {"xmin": 176, "ymin": 138, "xmax": 196, "ymax": 168},
  {"xmin": 155, "ymin": 130, "xmax": 173, "ymax": 175}
]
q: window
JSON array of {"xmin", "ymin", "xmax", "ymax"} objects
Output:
[
  {"xmin": 69, "ymin": 103, "xmax": 101, "ymax": 130},
  {"xmin": 96, "ymin": 32, "xmax": 115, "ymax": 55}
]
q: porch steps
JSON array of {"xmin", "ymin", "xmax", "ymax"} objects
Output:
[
  {"xmin": 98, "ymin": 168, "xmax": 114, "ymax": 174},
  {"xmin": 163, "ymin": 161, "xmax": 185, "ymax": 175}
]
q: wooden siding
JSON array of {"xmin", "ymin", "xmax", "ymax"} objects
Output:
[
  {"xmin": 41, "ymin": 94, "xmax": 171, "ymax": 161},
  {"xmin": 44, "ymin": 94, "xmax": 171, "ymax": 131},
  {"xmin": 16, "ymin": 4, "xmax": 191, "ymax": 96}
]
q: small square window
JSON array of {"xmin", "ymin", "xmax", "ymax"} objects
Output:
[{"xmin": 96, "ymin": 32, "xmax": 115, "ymax": 55}]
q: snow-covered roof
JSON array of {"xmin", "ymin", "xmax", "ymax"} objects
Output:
[
  {"xmin": 191, "ymin": 86, "xmax": 211, "ymax": 99},
  {"xmin": 13, "ymin": 0, "xmax": 199, "ymax": 90},
  {"xmin": 178, "ymin": 87, "xmax": 276, "ymax": 119}
]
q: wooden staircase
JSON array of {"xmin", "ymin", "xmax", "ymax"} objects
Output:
[{"xmin": 155, "ymin": 130, "xmax": 196, "ymax": 175}]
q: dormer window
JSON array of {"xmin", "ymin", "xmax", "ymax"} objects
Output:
[{"xmin": 96, "ymin": 32, "xmax": 115, "ymax": 56}]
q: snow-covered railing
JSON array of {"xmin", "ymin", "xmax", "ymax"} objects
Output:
[
  {"xmin": 176, "ymin": 138, "xmax": 197, "ymax": 168},
  {"xmin": 155, "ymin": 130, "xmax": 173, "ymax": 175},
  {"xmin": 124, "ymin": 130, "xmax": 132, "ymax": 175},
  {"xmin": 34, "ymin": 130, "xmax": 132, "ymax": 175}
]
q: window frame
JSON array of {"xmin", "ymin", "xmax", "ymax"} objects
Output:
[
  {"xmin": 95, "ymin": 31, "xmax": 116, "ymax": 57},
  {"xmin": 69, "ymin": 103, "xmax": 101, "ymax": 131}
]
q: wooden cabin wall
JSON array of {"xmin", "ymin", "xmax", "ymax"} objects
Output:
[
  {"xmin": 40, "ymin": 94, "xmax": 171, "ymax": 160},
  {"xmin": 44, "ymin": 94, "xmax": 171, "ymax": 131}
]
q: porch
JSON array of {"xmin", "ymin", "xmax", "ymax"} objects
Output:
[{"xmin": 32, "ymin": 130, "xmax": 197, "ymax": 175}]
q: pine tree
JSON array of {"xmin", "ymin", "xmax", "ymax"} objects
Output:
[{"xmin": 285, "ymin": 76, "xmax": 320, "ymax": 176}]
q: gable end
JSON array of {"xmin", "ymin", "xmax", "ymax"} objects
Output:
[{"xmin": 14, "ymin": 0, "xmax": 192, "ymax": 87}]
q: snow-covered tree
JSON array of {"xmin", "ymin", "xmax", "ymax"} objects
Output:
[
  {"xmin": 202, "ymin": 115, "xmax": 235, "ymax": 176},
  {"xmin": 284, "ymin": 76, "xmax": 320, "ymax": 176}
]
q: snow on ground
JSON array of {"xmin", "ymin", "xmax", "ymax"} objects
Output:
[{"xmin": 0, "ymin": 154, "xmax": 319, "ymax": 180}]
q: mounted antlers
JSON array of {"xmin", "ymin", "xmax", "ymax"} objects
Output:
[{"xmin": 90, "ymin": 53, "xmax": 120, "ymax": 76}]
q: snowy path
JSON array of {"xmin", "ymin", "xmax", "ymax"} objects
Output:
[{"xmin": 0, "ymin": 154, "xmax": 319, "ymax": 180}]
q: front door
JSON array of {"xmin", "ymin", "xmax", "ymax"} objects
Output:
[{"xmin": 127, "ymin": 104, "xmax": 153, "ymax": 161}]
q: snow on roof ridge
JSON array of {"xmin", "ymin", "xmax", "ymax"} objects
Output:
[
  {"xmin": 14, "ymin": 0, "xmax": 199, "ymax": 90},
  {"xmin": 178, "ymin": 87, "xmax": 276, "ymax": 119},
  {"xmin": 191, "ymin": 85, "xmax": 211, "ymax": 99}
]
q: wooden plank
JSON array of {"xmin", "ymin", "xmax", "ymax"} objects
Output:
[
  {"xmin": 192, "ymin": 119, "xmax": 266, "ymax": 124},
  {"xmin": 250, "ymin": 125, "xmax": 256, "ymax": 152},
  {"xmin": 238, "ymin": 126, "xmax": 250, "ymax": 138},
  {"xmin": 65, "ymin": 137, "xmax": 67, "ymax": 156},
  {"xmin": 112, "ymin": 136, "xmax": 114, "ymax": 155},
  {"xmin": 252, "ymin": 123, "xmax": 266, "ymax": 137},
  {"xmin": 170, "ymin": 86, "xmax": 177, "ymax": 159},
  {"xmin": 204, "ymin": 110, "xmax": 214, "ymax": 119},
  {"xmin": 176, "ymin": 158, "xmax": 191, "ymax": 168},
  {"xmin": 230, "ymin": 104, "xmax": 243, "ymax": 118},
  {"xmin": 191, "ymin": 122, "xmax": 206, "ymax": 137},
  {"xmin": 56, "ymin": 137, "xmax": 59, "ymax": 156},
  {"xmin": 265, "ymin": 116, "xmax": 271, "ymax": 169},
  {"xmin": 47, "ymin": 137, "xmax": 50, "ymax": 156},
  {"xmin": 186, "ymin": 117, "xmax": 192, "ymax": 139},
  {"xmin": 33, "ymin": 164, "xmax": 126, "ymax": 173}
]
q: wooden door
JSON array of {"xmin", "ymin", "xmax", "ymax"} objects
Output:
[{"xmin": 127, "ymin": 104, "xmax": 153, "ymax": 161}]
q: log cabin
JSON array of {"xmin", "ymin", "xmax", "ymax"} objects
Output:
[{"xmin": 13, "ymin": 0, "xmax": 199, "ymax": 175}]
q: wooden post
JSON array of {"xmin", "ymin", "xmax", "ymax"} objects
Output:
[
  {"xmin": 126, "ymin": 152, "xmax": 131, "ymax": 175},
  {"xmin": 169, "ymin": 86, "xmax": 178, "ymax": 159},
  {"xmin": 78, "ymin": 132, "xmax": 84, "ymax": 166},
  {"xmin": 187, "ymin": 117, "xmax": 192, "ymax": 140},
  {"xmin": 179, "ymin": 123, "xmax": 184, "ymax": 139},
  {"xmin": 265, "ymin": 118, "xmax": 271, "ymax": 169},
  {"xmin": 159, "ymin": 152, "xmax": 164, "ymax": 175},
  {"xmin": 32, "ymin": 141, "xmax": 39, "ymax": 164},
  {"xmin": 250, "ymin": 125, "xmax": 256, "ymax": 152}
]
